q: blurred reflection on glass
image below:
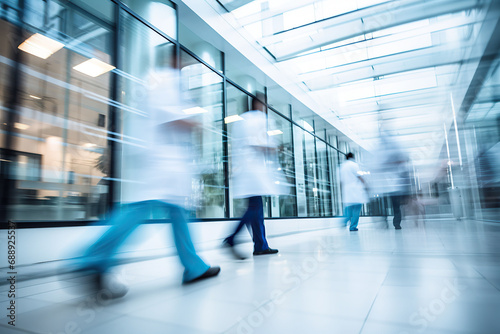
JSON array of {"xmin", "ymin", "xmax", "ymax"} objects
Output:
[
  {"xmin": 180, "ymin": 50, "xmax": 225, "ymax": 219},
  {"xmin": 6, "ymin": 0, "xmax": 114, "ymax": 221}
]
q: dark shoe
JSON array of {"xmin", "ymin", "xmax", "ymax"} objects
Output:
[
  {"xmin": 350, "ymin": 228, "xmax": 358, "ymax": 231},
  {"xmin": 95, "ymin": 273, "xmax": 129, "ymax": 300},
  {"xmin": 184, "ymin": 266, "xmax": 221, "ymax": 284},
  {"xmin": 61, "ymin": 261, "xmax": 127, "ymax": 299},
  {"xmin": 395, "ymin": 226, "xmax": 402, "ymax": 230},
  {"xmin": 253, "ymin": 248, "xmax": 279, "ymax": 256},
  {"xmin": 222, "ymin": 240, "xmax": 247, "ymax": 260}
]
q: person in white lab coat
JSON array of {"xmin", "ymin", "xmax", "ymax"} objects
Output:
[
  {"xmin": 75, "ymin": 68, "xmax": 220, "ymax": 298},
  {"xmin": 340, "ymin": 153, "xmax": 368, "ymax": 231},
  {"xmin": 223, "ymin": 95, "xmax": 280, "ymax": 258}
]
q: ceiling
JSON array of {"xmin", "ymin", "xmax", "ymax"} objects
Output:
[{"xmin": 182, "ymin": 0, "xmax": 500, "ymax": 174}]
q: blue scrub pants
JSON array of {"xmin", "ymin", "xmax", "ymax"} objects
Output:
[
  {"xmin": 225, "ymin": 196, "xmax": 269, "ymax": 252},
  {"xmin": 83, "ymin": 200, "xmax": 209, "ymax": 283},
  {"xmin": 344, "ymin": 204, "xmax": 362, "ymax": 230}
]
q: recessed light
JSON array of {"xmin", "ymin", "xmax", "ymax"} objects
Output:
[
  {"xmin": 224, "ymin": 115, "xmax": 244, "ymax": 124},
  {"xmin": 267, "ymin": 130, "xmax": 283, "ymax": 136},
  {"xmin": 18, "ymin": 33, "xmax": 64, "ymax": 59},
  {"xmin": 14, "ymin": 123, "xmax": 29, "ymax": 130},
  {"xmin": 73, "ymin": 58, "xmax": 115, "ymax": 77},
  {"xmin": 183, "ymin": 107, "xmax": 208, "ymax": 115}
]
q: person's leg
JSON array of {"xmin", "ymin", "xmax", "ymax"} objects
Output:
[
  {"xmin": 350, "ymin": 204, "xmax": 362, "ymax": 230},
  {"xmin": 344, "ymin": 205, "xmax": 352, "ymax": 226},
  {"xmin": 250, "ymin": 196, "xmax": 270, "ymax": 252},
  {"xmin": 164, "ymin": 203, "xmax": 212, "ymax": 282},
  {"xmin": 224, "ymin": 204, "xmax": 252, "ymax": 246},
  {"xmin": 391, "ymin": 195, "xmax": 402, "ymax": 229},
  {"xmin": 84, "ymin": 201, "xmax": 150, "ymax": 272}
]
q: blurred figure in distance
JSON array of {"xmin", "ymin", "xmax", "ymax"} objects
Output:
[{"xmin": 340, "ymin": 152, "xmax": 369, "ymax": 231}]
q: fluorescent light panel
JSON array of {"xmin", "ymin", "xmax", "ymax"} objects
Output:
[
  {"xmin": 267, "ymin": 129, "xmax": 283, "ymax": 136},
  {"xmin": 18, "ymin": 33, "xmax": 64, "ymax": 59},
  {"xmin": 183, "ymin": 107, "xmax": 208, "ymax": 115},
  {"xmin": 224, "ymin": 115, "xmax": 244, "ymax": 124},
  {"xmin": 14, "ymin": 123, "xmax": 29, "ymax": 130},
  {"xmin": 73, "ymin": 58, "xmax": 115, "ymax": 77}
]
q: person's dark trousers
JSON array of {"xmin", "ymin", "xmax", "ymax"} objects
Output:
[
  {"xmin": 391, "ymin": 195, "xmax": 402, "ymax": 228},
  {"xmin": 225, "ymin": 196, "xmax": 269, "ymax": 252}
]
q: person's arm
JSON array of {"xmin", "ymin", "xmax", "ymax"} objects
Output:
[{"xmin": 354, "ymin": 164, "xmax": 369, "ymax": 192}]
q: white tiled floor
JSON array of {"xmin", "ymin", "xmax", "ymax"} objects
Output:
[{"xmin": 1, "ymin": 218, "xmax": 500, "ymax": 334}]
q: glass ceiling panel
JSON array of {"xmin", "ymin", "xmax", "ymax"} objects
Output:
[
  {"xmin": 277, "ymin": 11, "xmax": 478, "ymax": 83},
  {"xmin": 256, "ymin": 0, "xmax": 481, "ymax": 60},
  {"xmin": 214, "ymin": 0, "xmax": 494, "ymax": 157}
]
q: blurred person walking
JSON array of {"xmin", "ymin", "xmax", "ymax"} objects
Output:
[
  {"xmin": 373, "ymin": 133, "xmax": 411, "ymax": 229},
  {"xmin": 223, "ymin": 94, "xmax": 282, "ymax": 259},
  {"xmin": 340, "ymin": 152, "xmax": 368, "ymax": 231},
  {"xmin": 69, "ymin": 67, "xmax": 220, "ymax": 298}
]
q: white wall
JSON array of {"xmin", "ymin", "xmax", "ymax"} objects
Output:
[{"xmin": 1, "ymin": 217, "xmax": 356, "ymax": 268}]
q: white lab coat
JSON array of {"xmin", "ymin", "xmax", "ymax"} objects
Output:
[
  {"xmin": 340, "ymin": 160, "xmax": 368, "ymax": 205},
  {"xmin": 230, "ymin": 110, "xmax": 286, "ymax": 198},
  {"xmin": 120, "ymin": 69, "xmax": 196, "ymax": 207}
]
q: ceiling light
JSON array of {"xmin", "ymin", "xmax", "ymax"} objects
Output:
[
  {"xmin": 83, "ymin": 143, "xmax": 97, "ymax": 148},
  {"xmin": 267, "ymin": 129, "xmax": 283, "ymax": 136},
  {"xmin": 224, "ymin": 115, "xmax": 244, "ymax": 124},
  {"xmin": 183, "ymin": 107, "xmax": 208, "ymax": 115},
  {"xmin": 73, "ymin": 58, "xmax": 115, "ymax": 77},
  {"xmin": 14, "ymin": 123, "xmax": 29, "ymax": 130},
  {"xmin": 29, "ymin": 95, "xmax": 41, "ymax": 100},
  {"xmin": 18, "ymin": 33, "xmax": 64, "ymax": 59}
]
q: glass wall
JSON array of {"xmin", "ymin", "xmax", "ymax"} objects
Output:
[
  {"xmin": 268, "ymin": 109, "xmax": 296, "ymax": 217},
  {"xmin": 180, "ymin": 49, "xmax": 225, "ymax": 218},
  {"xmin": 0, "ymin": 0, "xmax": 362, "ymax": 224},
  {"xmin": 3, "ymin": 0, "xmax": 115, "ymax": 221}
]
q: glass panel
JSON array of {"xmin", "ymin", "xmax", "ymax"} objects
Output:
[
  {"xmin": 227, "ymin": 83, "xmax": 252, "ymax": 218},
  {"xmin": 121, "ymin": 0, "xmax": 177, "ymax": 39},
  {"xmin": 0, "ymin": 0, "xmax": 19, "ymax": 22},
  {"xmin": 118, "ymin": 10, "xmax": 175, "ymax": 215},
  {"xmin": 268, "ymin": 110, "xmax": 296, "ymax": 217},
  {"xmin": 315, "ymin": 139, "xmax": 332, "ymax": 216},
  {"xmin": 0, "ymin": 17, "xmax": 15, "ymax": 151},
  {"xmin": 328, "ymin": 146, "xmax": 342, "ymax": 216},
  {"xmin": 67, "ymin": 0, "xmax": 114, "ymax": 24},
  {"xmin": 267, "ymin": 84, "xmax": 292, "ymax": 118},
  {"xmin": 297, "ymin": 125, "xmax": 321, "ymax": 217},
  {"xmin": 7, "ymin": 0, "xmax": 115, "ymax": 221},
  {"xmin": 180, "ymin": 49, "xmax": 225, "ymax": 218},
  {"xmin": 225, "ymin": 55, "xmax": 266, "ymax": 96},
  {"xmin": 179, "ymin": 24, "xmax": 223, "ymax": 72}
]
